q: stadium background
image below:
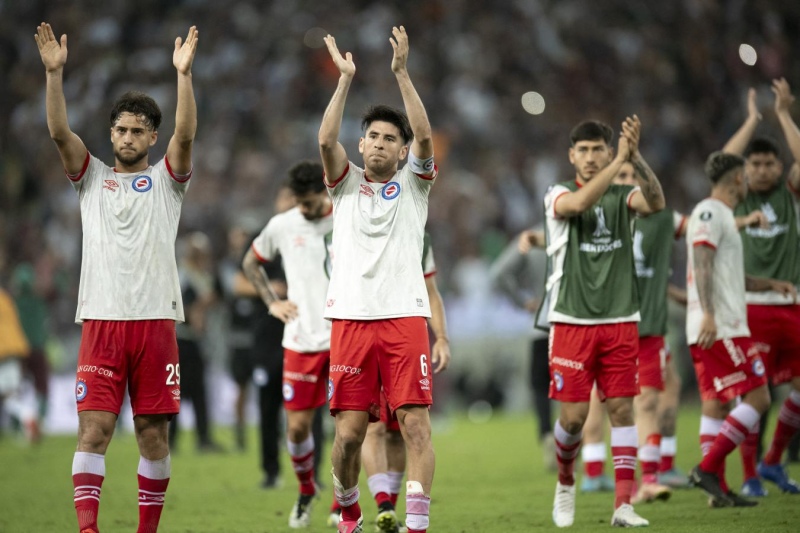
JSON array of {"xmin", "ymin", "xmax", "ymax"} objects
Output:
[{"xmin": 2, "ymin": 0, "xmax": 800, "ymax": 431}]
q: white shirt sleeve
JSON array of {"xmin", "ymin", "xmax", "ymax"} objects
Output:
[{"xmin": 251, "ymin": 217, "xmax": 281, "ymax": 263}]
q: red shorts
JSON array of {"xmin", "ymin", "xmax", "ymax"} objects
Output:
[
  {"xmin": 379, "ymin": 388, "xmax": 401, "ymax": 432},
  {"xmin": 282, "ymin": 349, "xmax": 330, "ymax": 411},
  {"xmin": 690, "ymin": 337, "xmax": 767, "ymax": 403},
  {"xmin": 747, "ymin": 304, "xmax": 800, "ymax": 385},
  {"xmin": 329, "ymin": 317, "xmax": 432, "ymax": 421},
  {"xmin": 76, "ymin": 320, "xmax": 180, "ymax": 416},
  {"xmin": 638, "ymin": 336, "xmax": 667, "ymax": 391},
  {"xmin": 549, "ymin": 322, "xmax": 639, "ymax": 402}
]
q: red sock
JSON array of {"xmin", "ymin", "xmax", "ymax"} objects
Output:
[
  {"xmin": 73, "ymin": 473, "xmax": 103, "ymax": 531},
  {"xmin": 659, "ymin": 455, "xmax": 674, "ymax": 473},
  {"xmin": 556, "ymin": 440, "xmax": 581, "ymax": 485},
  {"xmin": 585, "ymin": 461, "xmax": 604, "ymax": 478},
  {"xmin": 612, "ymin": 445, "xmax": 637, "ymax": 508},
  {"xmin": 639, "ymin": 434, "xmax": 661, "ymax": 484},
  {"xmin": 341, "ymin": 501, "xmax": 361, "ymax": 523},
  {"xmin": 375, "ymin": 491, "xmax": 392, "ymax": 507},
  {"xmin": 390, "ymin": 493, "xmax": 399, "ymax": 506},
  {"xmin": 740, "ymin": 424, "xmax": 759, "ymax": 480},
  {"xmin": 291, "ymin": 450, "xmax": 316, "ymax": 496},
  {"xmin": 764, "ymin": 396, "xmax": 800, "ymax": 465},
  {"xmin": 137, "ymin": 475, "xmax": 169, "ymax": 533},
  {"xmin": 330, "ymin": 498, "xmax": 341, "ymax": 513},
  {"xmin": 700, "ymin": 415, "xmax": 749, "ymax": 473}
]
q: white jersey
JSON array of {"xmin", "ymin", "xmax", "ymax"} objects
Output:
[
  {"xmin": 324, "ymin": 162, "xmax": 435, "ymax": 319},
  {"xmin": 686, "ymin": 198, "xmax": 750, "ymax": 344},
  {"xmin": 69, "ymin": 153, "xmax": 190, "ymax": 323},
  {"xmin": 251, "ymin": 206, "xmax": 333, "ymax": 352}
]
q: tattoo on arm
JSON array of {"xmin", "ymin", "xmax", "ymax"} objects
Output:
[
  {"xmin": 632, "ymin": 155, "xmax": 665, "ymax": 207},
  {"xmin": 693, "ymin": 246, "xmax": 716, "ymax": 315},
  {"xmin": 243, "ymin": 255, "xmax": 277, "ymax": 307}
]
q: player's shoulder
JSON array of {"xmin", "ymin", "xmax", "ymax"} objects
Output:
[
  {"xmin": 545, "ymin": 180, "xmax": 573, "ymax": 197},
  {"xmin": 271, "ymin": 206, "xmax": 302, "ymax": 227}
]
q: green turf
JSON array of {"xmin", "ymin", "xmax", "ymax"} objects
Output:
[{"xmin": 1, "ymin": 407, "xmax": 798, "ymax": 532}]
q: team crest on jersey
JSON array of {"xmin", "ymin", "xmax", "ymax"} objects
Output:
[
  {"xmin": 381, "ymin": 181, "xmax": 401, "ymax": 200},
  {"xmin": 752, "ymin": 358, "xmax": 766, "ymax": 377},
  {"xmin": 699, "ymin": 211, "xmax": 713, "ymax": 221},
  {"xmin": 75, "ymin": 380, "xmax": 88, "ymax": 402},
  {"xmin": 553, "ymin": 371, "xmax": 564, "ymax": 392},
  {"xmin": 327, "ymin": 378, "xmax": 335, "ymax": 401},
  {"xmin": 282, "ymin": 382, "xmax": 295, "ymax": 402},
  {"xmin": 761, "ymin": 202, "xmax": 778, "ymax": 224},
  {"xmin": 132, "ymin": 175, "xmax": 153, "ymax": 192}
]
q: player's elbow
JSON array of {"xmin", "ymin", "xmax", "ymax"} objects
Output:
[{"xmin": 648, "ymin": 197, "xmax": 666, "ymax": 213}]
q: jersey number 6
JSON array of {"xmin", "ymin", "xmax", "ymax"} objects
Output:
[{"xmin": 420, "ymin": 354, "xmax": 429, "ymax": 377}]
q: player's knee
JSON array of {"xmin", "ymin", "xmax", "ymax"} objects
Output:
[
  {"xmin": 397, "ymin": 409, "xmax": 431, "ymax": 450},
  {"xmin": 606, "ymin": 400, "xmax": 634, "ymax": 426},
  {"xmin": 77, "ymin": 421, "xmax": 114, "ymax": 453},
  {"xmin": 634, "ymin": 389, "xmax": 658, "ymax": 414},
  {"xmin": 287, "ymin": 423, "xmax": 311, "ymax": 444},
  {"xmin": 366, "ymin": 421, "xmax": 387, "ymax": 439},
  {"xmin": 334, "ymin": 424, "xmax": 366, "ymax": 455},
  {"xmin": 745, "ymin": 385, "xmax": 771, "ymax": 414}
]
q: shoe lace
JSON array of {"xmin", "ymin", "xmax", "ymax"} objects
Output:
[{"xmin": 556, "ymin": 487, "xmax": 574, "ymax": 513}]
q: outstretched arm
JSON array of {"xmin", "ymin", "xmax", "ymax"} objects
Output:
[
  {"xmin": 723, "ymin": 88, "xmax": 761, "ymax": 156},
  {"xmin": 425, "ymin": 275, "xmax": 450, "ymax": 373},
  {"xmin": 319, "ymin": 35, "xmax": 354, "ymax": 184},
  {"xmin": 773, "ymin": 78, "xmax": 800, "ymax": 191},
  {"xmin": 391, "ymin": 26, "xmax": 433, "ymax": 163},
  {"xmin": 241, "ymin": 248, "xmax": 297, "ymax": 323},
  {"xmin": 165, "ymin": 26, "xmax": 198, "ymax": 176},
  {"xmin": 35, "ymin": 23, "xmax": 87, "ymax": 174},
  {"xmin": 626, "ymin": 116, "xmax": 666, "ymax": 214}
]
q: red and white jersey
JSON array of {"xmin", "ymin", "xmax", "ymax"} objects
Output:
[
  {"xmin": 251, "ymin": 206, "xmax": 333, "ymax": 352},
  {"xmin": 325, "ymin": 162, "xmax": 435, "ymax": 319},
  {"xmin": 686, "ymin": 198, "xmax": 749, "ymax": 344},
  {"xmin": 69, "ymin": 153, "xmax": 190, "ymax": 323}
]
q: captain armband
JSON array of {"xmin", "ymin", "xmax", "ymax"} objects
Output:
[{"xmin": 408, "ymin": 152, "xmax": 435, "ymax": 176}]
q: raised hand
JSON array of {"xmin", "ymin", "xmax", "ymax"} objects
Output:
[
  {"xmin": 324, "ymin": 35, "xmax": 355, "ymax": 78},
  {"xmin": 747, "ymin": 88, "xmax": 762, "ymax": 121},
  {"xmin": 390, "ymin": 26, "xmax": 409, "ymax": 73},
  {"xmin": 772, "ymin": 78, "xmax": 795, "ymax": 116},
  {"xmin": 621, "ymin": 115, "xmax": 642, "ymax": 158},
  {"xmin": 173, "ymin": 26, "xmax": 199, "ymax": 75},
  {"xmin": 35, "ymin": 23, "xmax": 67, "ymax": 72}
]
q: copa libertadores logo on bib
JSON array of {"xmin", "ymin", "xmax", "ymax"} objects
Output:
[
  {"xmin": 132, "ymin": 175, "xmax": 152, "ymax": 192},
  {"xmin": 381, "ymin": 181, "xmax": 401, "ymax": 200}
]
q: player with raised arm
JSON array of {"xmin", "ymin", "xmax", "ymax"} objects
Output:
[
  {"xmin": 722, "ymin": 81, "xmax": 800, "ymax": 496},
  {"xmin": 319, "ymin": 26, "xmax": 437, "ymax": 533},
  {"xmin": 35, "ymin": 22, "xmax": 198, "ymax": 533},
  {"xmin": 242, "ymin": 161, "xmax": 333, "ymax": 529},
  {"xmin": 541, "ymin": 117, "xmax": 666, "ymax": 528},
  {"xmin": 686, "ymin": 152, "xmax": 796, "ymax": 508}
]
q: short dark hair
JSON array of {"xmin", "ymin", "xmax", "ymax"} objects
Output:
[
  {"xmin": 705, "ymin": 151, "xmax": 744, "ymax": 183},
  {"xmin": 744, "ymin": 136, "xmax": 781, "ymax": 158},
  {"xmin": 288, "ymin": 160, "xmax": 325, "ymax": 196},
  {"xmin": 110, "ymin": 91, "xmax": 162, "ymax": 131},
  {"xmin": 361, "ymin": 105, "xmax": 413, "ymax": 145},
  {"xmin": 569, "ymin": 120, "xmax": 614, "ymax": 146}
]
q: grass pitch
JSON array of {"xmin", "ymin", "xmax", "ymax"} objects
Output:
[{"xmin": 1, "ymin": 407, "xmax": 798, "ymax": 532}]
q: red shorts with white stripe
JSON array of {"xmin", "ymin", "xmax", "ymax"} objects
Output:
[
  {"xmin": 548, "ymin": 322, "xmax": 640, "ymax": 402},
  {"xmin": 747, "ymin": 304, "xmax": 800, "ymax": 385},
  {"xmin": 282, "ymin": 349, "xmax": 330, "ymax": 411},
  {"xmin": 76, "ymin": 320, "xmax": 180, "ymax": 416},
  {"xmin": 690, "ymin": 337, "xmax": 767, "ymax": 403},
  {"xmin": 329, "ymin": 317, "xmax": 432, "ymax": 421},
  {"xmin": 638, "ymin": 336, "xmax": 667, "ymax": 391}
]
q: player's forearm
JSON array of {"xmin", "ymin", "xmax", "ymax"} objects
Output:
[
  {"xmin": 693, "ymin": 247, "xmax": 716, "ymax": 315},
  {"xmin": 173, "ymin": 72, "xmax": 197, "ymax": 145},
  {"xmin": 631, "ymin": 154, "xmax": 665, "ymax": 212},
  {"xmin": 319, "ymin": 76, "xmax": 351, "ymax": 151},
  {"xmin": 745, "ymin": 275, "xmax": 773, "ymax": 292},
  {"xmin": 572, "ymin": 155, "xmax": 625, "ymax": 212},
  {"xmin": 667, "ymin": 284, "xmax": 688, "ymax": 306},
  {"xmin": 242, "ymin": 255, "xmax": 277, "ymax": 307},
  {"xmin": 45, "ymin": 69, "xmax": 73, "ymax": 143},
  {"xmin": 395, "ymin": 70, "xmax": 433, "ymax": 158},
  {"xmin": 777, "ymin": 112, "xmax": 800, "ymax": 165},
  {"xmin": 722, "ymin": 115, "xmax": 760, "ymax": 156},
  {"xmin": 428, "ymin": 290, "xmax": 449, "ymax": 342}
]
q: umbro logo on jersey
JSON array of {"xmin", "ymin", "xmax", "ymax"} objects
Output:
[
  {"xmin": 327, "ymin": 299, "xmax": 335, "ymax": 307},
  {"xmin": 360, "ymin": 184, "xmax": 375, "ymax": 197},
  {"xmin": 132, "ymin": 176, "xmax": 153, "ymax": 192},
  {"xmin": 381, "ymin": 181, "xmax": 401, "ymax": 200},
  {"xmin": 419, "ymin": 378, "xmax": 430, "ymax": 390},
  {"xmin": 103, "ymin": 179, "xmax": 119, "ymax": 192}
]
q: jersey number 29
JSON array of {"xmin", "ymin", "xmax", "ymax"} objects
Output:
[{"xmin": 166, "ymin": 363, "xmax": 181, "ymax": 385}]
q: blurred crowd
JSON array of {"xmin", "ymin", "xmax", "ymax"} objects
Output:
[{"xmin": 1, "ymin": 0, "xmax": 800, "ymax": 374}]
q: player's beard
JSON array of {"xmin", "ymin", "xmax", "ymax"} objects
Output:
[{"xmin": 114, "ymin": 147, "xmax": 147, "ymax": 168}]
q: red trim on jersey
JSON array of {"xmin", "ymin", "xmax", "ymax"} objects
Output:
[
  {"xmin": 66, "ymin": 151, "xmax": 91, "ymax": 182},
  {"xmin": 324, "ymin": 164, "xmax": 350, "ymax": 188},
  {"xmin": 693, "ymin": 240, "xmax": 717, "ymax": 250},
  {"xmin": 364, "ymin": 173, "xmax": 391, "ymax": 184},
  {"xmin": 251, "ymin": 243, "xmax": 271, "ymax": 264},
  {"xmin": 626, "ymin": 188, "xmax": 639, "ymax": 210},
  {"xmin": 423, "ymin": 270, "xmax": 437, "ymax": 278},
  {"xmin": 551, "ymin": 190, "xmax": 571, "ymax": 218},
  {"xmin": 574, "ymin": 179, "xmax": 584, "ymax": 188},
  {"xmin": 414, "ymin": 164, "xmax": 438, "ymax": 181},
  {"xmin": 165, "ymin": 156, "xmax": 192, "ymax": 183},
  {"xmin": 674, "ymin": 215, "xmax": 688, "ymax": 239}
]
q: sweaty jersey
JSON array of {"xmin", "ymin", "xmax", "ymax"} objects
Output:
[
  {"xmin": 251, "ymin": 206, "xmax": 333, "ymax": 353},
  {"xmin": 324, "ymin": 162, "xmax": 435, "ymax": 320},
  {"xmin": 734, "ymin": 179, "xmax": 800, "ymax": 305},
  {"xmin": 542, "ymin": 181, "xmax": 641, "ymax": 325},
  {"xmin": 634, "ymin": 209, "xmax": 687, "ymax": 337},
  {"xmin": 69, "ymin": 153, "xmax": 190, "ymax": 323},
  {"xmin": 686, "ymin": 198, "xmax": 749, "ymax": 344}
]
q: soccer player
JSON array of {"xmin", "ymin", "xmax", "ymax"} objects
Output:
[
  {"xmin": 541, "ymin": 117, "xmax": 666, "ymax": 528},
  {"xmin": 357, "ymin": 233, "xmax": 451, "ymax": 533},
  {"xmin": 319, "ymin": 26, "xmax": 437, "ymax": 533},
  {"xmin": 686, "ymin": 152, "xmax": 796, "ymax": 508},
  {"xmin": 721, "ymin": 80, "xmax": 800, "ymax": 495},
  {"xmin": 35, "ymin": 22, "xmax": 198, "ymax": 533},
  {"xmin": 242, "ymin": 161, "xmax": 334, "ymax": 528}
]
